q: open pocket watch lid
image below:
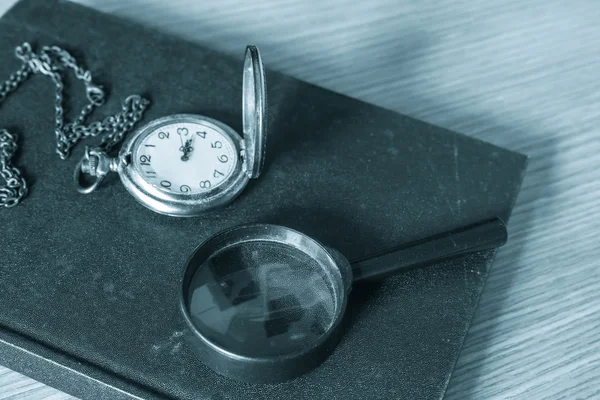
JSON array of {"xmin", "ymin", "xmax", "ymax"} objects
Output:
[{"xmin": 242, "ymin": 45, "xmax": 267, "ymax": 179}]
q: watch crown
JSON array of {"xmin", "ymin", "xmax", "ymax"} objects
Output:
[{"xmin": 81, "ymin": 148, "xmax": 99, "ymax": 176}]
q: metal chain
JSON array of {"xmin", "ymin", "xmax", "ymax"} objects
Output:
[
  {"xmin": 0, "ymin": 130, "xmax": 27, "ymax": 208},
  {"xmin": 0, "ymin": 42, "xmax": 150, "ymax": 208}
]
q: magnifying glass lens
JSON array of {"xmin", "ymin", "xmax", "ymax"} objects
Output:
[{"xmin": 187, "ymin": 241, "xmax": 338, "ymax": 358}]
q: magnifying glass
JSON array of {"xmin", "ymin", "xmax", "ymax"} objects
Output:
[{"xmin": 180, "ymin": 217, "xmax": 507, "ymax": 383}]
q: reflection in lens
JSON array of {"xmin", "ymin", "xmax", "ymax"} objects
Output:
[{"xmin": 187, "ymin": 241, "xmax": 337, "ymax": 358}]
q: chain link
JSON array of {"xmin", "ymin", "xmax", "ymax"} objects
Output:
[
  {"xmin": 0, "ymin": 42, "xmax": 150, "ymax": 207},
  {"xmin": 0, "ymin": 130, "xmax": 27, "ymax": 207}
]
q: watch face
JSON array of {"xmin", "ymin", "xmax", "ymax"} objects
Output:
[{"xmin": 134, "ymin": 120, "xmax": 238, "ymax": 194}]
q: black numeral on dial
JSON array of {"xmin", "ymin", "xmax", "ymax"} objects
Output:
[
  {"xmin": 218, "ymin": 155, "xmax": 228, "ymax": 163},
  {"xmin": 196, "ymin": 131, "xmax": 207, "ymax": 138},
  {"xmin": 200, "ymin": 180, "xmax": 211, "ymax": 189},
  {"xmin": 158, "ymin": 131, "xmax": 170, "ymax": 139},
  {"xmin": 160, "ymin": 180, "xmax": 172, "ymax": 189},
  {"xmin": 139, "ymin": 155, "xmax": 151, "ymax": 166},
  {"xmin": 180, "ymin": 185, "xmax": 191, "ymax": 193},
  {"xmin": 211, "ymin": 141, "xmax": 222, "ymax": 149},
  {"xmin": 213, "ymin": 169, "xmax": 224, "ymax": 178}
]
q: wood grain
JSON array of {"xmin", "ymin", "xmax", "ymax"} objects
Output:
[{"xmin": 0, "ymin": 0, "xmax": 599, "ymax": 399}]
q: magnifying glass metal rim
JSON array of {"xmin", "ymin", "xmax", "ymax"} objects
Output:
[{"xmin": 180, "ymin": 224, "xmax": 350, "ymax": 383}]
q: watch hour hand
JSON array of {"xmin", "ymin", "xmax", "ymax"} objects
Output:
[{"xmin": 181, "ymin": 138, "xmax": 194, "ymax": 162}]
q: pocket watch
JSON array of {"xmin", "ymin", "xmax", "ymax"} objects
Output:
[{"xmin": 75, "ymin": 45, "xmax": 267, "ymax": 217}]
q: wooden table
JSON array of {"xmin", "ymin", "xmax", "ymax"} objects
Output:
[{"xmin": 1, "ymin": 0, "xmax": 598, "ymax": 398}]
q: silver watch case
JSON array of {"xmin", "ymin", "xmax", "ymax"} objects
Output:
[{"xmin": 117, "ymin": 46, "xmax": 267, "ymax": 217}]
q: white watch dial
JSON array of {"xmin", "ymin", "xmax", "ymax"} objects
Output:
[{"xmin": 134, "ymin": 121, "xmax": 238, "ymax": 194}]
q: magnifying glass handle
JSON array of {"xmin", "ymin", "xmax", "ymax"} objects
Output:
[{"xmin": 350, "ymin": 217, "xmax": 507, "ymax": 283}]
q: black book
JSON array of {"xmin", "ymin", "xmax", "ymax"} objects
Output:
[{"xmin": 0, "ymin": 0, "xmax": 527, "ymax": 398}]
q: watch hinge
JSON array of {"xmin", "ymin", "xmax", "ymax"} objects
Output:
[{"xmin": 239, "ymin": 139, "xmax": 248, "ymax": 173}]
